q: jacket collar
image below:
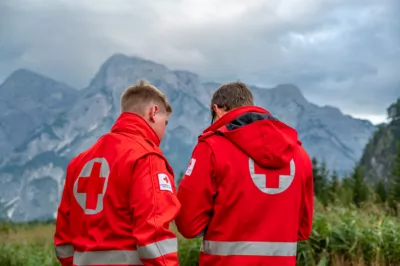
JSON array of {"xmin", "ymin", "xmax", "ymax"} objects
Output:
[
  {"xmin": 111, "ymin": 112, "xmax": 160, "ymax": 147},
  {"xmin": 203, "ymin": 106, "xmax": 270, "ymax": 134},
  {"xmin": 201, "ymin": 105, "xmax": 299, "ymax": 168}
]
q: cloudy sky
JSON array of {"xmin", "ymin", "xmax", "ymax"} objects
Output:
[{"xmin": 1, "ymin": 0, "xmax": 399, "ymax": 124}]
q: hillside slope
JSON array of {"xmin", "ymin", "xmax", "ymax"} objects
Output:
[{"xmin": 359, "ymin": 98, "xmax": 400, "ymax": 184}]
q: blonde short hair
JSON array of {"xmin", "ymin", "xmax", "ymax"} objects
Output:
[{"xmin": 120, "ymin": 80, "xmax": 172, "ymax": 115}]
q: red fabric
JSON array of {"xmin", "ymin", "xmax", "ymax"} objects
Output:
[
  {"xmin": 175, "ymin": 142, "xmax": 217, "ymax": 238},
  {"xmin": 176, "ymin": 106, "xmax": 314, "ymax": 266},
  {"xmin": 54, "ymin": 112, "xmax": 180, "ymax": 266},
  {"xmin": 58, "ymin": 257, "xmax": 73, "ymax": 266}
]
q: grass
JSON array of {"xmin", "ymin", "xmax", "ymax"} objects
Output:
[
  {"xmin": 1, "ymin": 202, "xmax": 400, "ymax": 266},
  {"xmin": 0, "ymin": 223, "xmax": 58, "ymax": 266}
]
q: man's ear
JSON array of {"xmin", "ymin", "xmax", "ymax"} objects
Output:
[
  {"xmin": 149, "ymin": 105, "xmax": 158, "ymax": 123},
  {"xmin": 214, "ymin": 105, "xmax": 225, "ymax": 119}
]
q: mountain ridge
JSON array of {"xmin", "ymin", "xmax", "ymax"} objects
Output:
[
  {"xmin": 0, "ymin": 53, "xmax": 376, "ymax": 221},
  {"xmin": 0, "ymin": 68, "xmax": 78, "ymax": 159}
]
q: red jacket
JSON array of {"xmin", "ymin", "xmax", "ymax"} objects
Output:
[
  {"xmin": 176, "ymin": 106, "xmax": 314, "ymax": 266},
  {"xmin": 54, "ymin": 112, "xmax": 181, "ymax": 266}
]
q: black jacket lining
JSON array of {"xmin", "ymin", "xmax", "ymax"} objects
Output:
[{"xmin": 225, "ymin": 112, "xmax": 278, "ymax": 131}]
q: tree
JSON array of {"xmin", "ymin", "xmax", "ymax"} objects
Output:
[
  {"xmin": 329, "ymin": 170, "xmax": 340, "ymax": 203},
  {"xmin": 340, "ymin": 176, "xmax": 354, "ymax": 205},
  {"xmin": 388, "ymin": 142, "xmax": 400, "ymax": 214},
  {"xmin": 351, "ymin": 164, "xmax": 369, "ymax": 207},
  {"xmin": 312, "ymin": 157, "xmax": 330, "ymax": 207},
  {"xmin": 312, "ymin": 157, "xmax": 319, "ymax": 183},
  {"xmin": 374, "ymin": 180, "xmax": 387, "ymax": 203},
  {"xmin": 390, "ymin": 142, "xmax": 400, "ymax": 201},
  {"xmin": 387, "ymin": 98, "xmax": 400, "ymax": 122},
  {"xmin": 311, "ymin": 157, "xmax": 319, "ymax": 196}
]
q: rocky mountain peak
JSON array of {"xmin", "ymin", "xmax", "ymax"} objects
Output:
[
  {"xmin": 269, "ymin": 84, "xmax": 308, "ymax": 104},
  {"xmin": 5, "ymin": 68, "xmax": 47, "ymax": 83},
  {"xmin": 89, "ymin": 53, "xmax": 170, "ymax": 90},
  {"xmin": 0, "ymin": 68, "xmax": 76, "ymax": 100},
  {"xmin": 0, "ymin": 69, "xmax": 78, "ymax": 159}
]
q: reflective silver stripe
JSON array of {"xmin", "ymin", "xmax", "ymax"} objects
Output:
[
  {"xmin": 202, "ymin": 240, "xmax": 297, "ymax": 257},
  {"xmin": 73, "ymin": 250, "xmax": 143, "ymax": 265},
  {"xmin": 138, "ymin": 238, "xmax": 177, "ymax": 259},
  {"xmin": 54, "ymin": 244, "xmax": 74, "ymax": 258}
]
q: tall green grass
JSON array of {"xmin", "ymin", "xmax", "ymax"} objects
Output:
[
  {"xmin": 297, "ymin": 205, "xmax": 400, "ymax": 265},
  {"xmin": 1, "ymin": 204, "xmax": 399, "ymax": 266}
]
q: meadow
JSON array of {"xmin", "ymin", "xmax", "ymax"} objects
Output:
[{"xmin": 1, "ymin": 200, "xmax": 400, "ymax": 266}]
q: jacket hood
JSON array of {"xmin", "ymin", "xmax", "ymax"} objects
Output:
[
  {"xmin": 201, "ymin": 106, "xmax": 300, "ymax": 168},
  {"xmin": 111, "ymin": 112, "xmax": 161, "ymax": 147}
]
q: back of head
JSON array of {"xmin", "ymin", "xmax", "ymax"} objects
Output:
[
  {"xmin": 209, "ymin": 81, "xmax": 298, "ymax": 169},
  {"xmin": 120, "ymin": 80, "xmax": 172, "ymax": 141},
  {"xmin": 120, "ymin": 80, "xmax": 172, "ymax": 116},
  {"xmin": 210, "ymin": 81, "xmax": 254, "ymax": 120}
]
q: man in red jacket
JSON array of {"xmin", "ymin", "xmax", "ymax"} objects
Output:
[
  {"xmin": 54, "ymin": 80, "xmax": 181, "ymax": 266},
  {"xmin": 176, "ymin": 82, "xmax": 314, "ymax": 266}
]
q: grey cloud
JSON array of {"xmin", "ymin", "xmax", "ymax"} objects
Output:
[
  {"xmin": 0, "ymin": 0, "xmax": 155, "ymax": 87},
  {"xmin": 0, "ymin": 0, "xmax": 399, "ymax": 121}
]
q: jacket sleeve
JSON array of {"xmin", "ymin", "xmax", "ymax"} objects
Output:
[
  {"xmin": 298, "ymin": 155, "xmax": 314, "ymax": 241},
  {"xmin": 175, "ymin": 141, "xmax": 217, "ymax": 239},
  {"xmin": 130, "ymin": 154, "xmax": 181, "ymax": 266},
  {"xmin": 54, "ymin": 162, "xmax": 74, "ymax": 266}
]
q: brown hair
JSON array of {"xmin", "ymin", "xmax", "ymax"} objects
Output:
[
  {"xmin": 210, "ymin": 81, "xmax": 254, "ymax": 117},
  {"xmin": 120, "ymin": 80, "xmax": 172, "ymax": 115}
]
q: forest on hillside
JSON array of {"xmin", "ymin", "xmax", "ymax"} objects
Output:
[
  {"xmin": 311, "ymin": 98, "xmax": 400, "ymax": 216},
  {"xmin": 359, "ymin": 98, "xmax": 400, "ymax": 185}
]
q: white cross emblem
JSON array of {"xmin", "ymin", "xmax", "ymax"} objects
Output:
[
  {"xmin": 73, "ymin": 158, "xmax": 110, "ymax": 215},
  {"xmin": 249, "ymin": 157, "xmax": 296, "ymax": 194}
]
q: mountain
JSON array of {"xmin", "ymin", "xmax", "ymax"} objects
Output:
[
  {"xmin": 359, "ymin": 98, "xmax": 400, "ymax": 184},
  {"xmin": 0, "ymin": 69, "xmax": 78, "ymax": 159},
  {"xmin": 252, "ymin": 85, "xmax": 375, "ymax": 174},
  {"xmin": 0, "ymin": 53, "xmax": 376, "ymax": 221}
]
